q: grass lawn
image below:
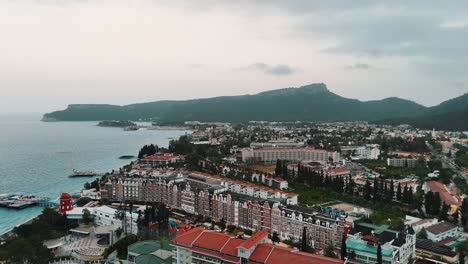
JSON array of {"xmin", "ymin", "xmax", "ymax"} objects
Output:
[{"xmin": 288, "ymin": 183, "xmax": 337, "ymax": 206}]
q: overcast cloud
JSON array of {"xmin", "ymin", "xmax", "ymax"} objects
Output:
[{"xmin": 0, "ymin": 0, "xmax": 467, "ymax": 112}]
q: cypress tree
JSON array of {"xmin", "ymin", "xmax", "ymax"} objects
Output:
[
  {"xmin": 340, "ymin": 235, "xmax": 347, "ymax": 260},
  {"xmin": 396, "ymin": 182, "xmax": 402, "ymax": 201},
  {"xmin": 433, "ymin": 192, "xmax": 441, "ymax": 215},
  {"xmin": 438, "ymin": 202, "xmax": 449, "ymax": 221},
  {"xmin": 425, "ymin": 191, "xmax": 434, "ymax": 215},
  {"xmin": 364, "ymin": 180, "xmax": 372, "ymax": 200},
  {"xmin": 373, "ymin": 177, "xmax": 379, "ymax": 201},
  {"xmin": 389, "ymin": 179, "xmax": 395, "ymax": 200},
  {"xmin": 275, "ymin": 159, "xmax": 282, "ymax": 176},
  {"xmin": 301, "ymin": 227, "xmax": 307, "ymax": 252},
  {"xmin": 377, "ymin": 244, "xmax": 382, "ymax": 264},
  {"xmin": 461, "ymin": 198, "xmax": 468, "ymax": 226},
  {"xmin": 402, "ymin": 185, "xmax": 408, "ymax": 204}
]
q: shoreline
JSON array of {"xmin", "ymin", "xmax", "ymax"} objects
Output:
[{"xmin": 0, "ymin": 214, "xmax": 39, "ymax": 239}]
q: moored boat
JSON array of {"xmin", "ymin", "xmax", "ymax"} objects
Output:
[{"xmin": 69, "ymin": 169, "xmax": 97, "ymax": 177}]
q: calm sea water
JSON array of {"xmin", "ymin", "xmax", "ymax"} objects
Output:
[{"xmin": 0, "ymin": 113, "xmax": 188, "ymax": 235}]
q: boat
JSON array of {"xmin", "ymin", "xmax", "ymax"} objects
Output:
[
  {"xmin": 0, "ymin": 194, "xmax": 49, "ymax": 209},
  {"xmin": 124, "ymin": 126, "xmax": 139, "ymax": 131},
  {"xmin": 69, "ymin": 169, "xmax": 97, "ymax": 177},
  {"xmin": 119, "ymin": 155, "xmax": 136, "ymax": 159}
]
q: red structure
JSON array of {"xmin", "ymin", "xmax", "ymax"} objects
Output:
[{"xmin": 59, "ymin": 192, "xmax": 73, "ymax": 213}]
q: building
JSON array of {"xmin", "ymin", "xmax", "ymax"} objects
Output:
[
  {"xmin": 250, "ymin": 139, "xmax": 305, "ymax": 149},
  {"xmin": 91, "ymin": 206, "xmax": 139, "ymax": 235},
  {"xmin": 423, "ymin": 181, "xmax": 460, "ymax": 209},
  {"xmin": 350, "ymin": 144, "xmax": 381, "ymax": 160},
  {"xmin": 241, "ymin": 147, "xmax": 340, "ymax": 164},
  {"xmin": 404, "ymin": 216, "xmax": 438, "ymax": 234},
  {"xmin": 386, "ymin": 158, "xmax": 418, "ymax": 168},
  {"xmin": 101, "ymin": 172, "xmax": 344, "ymax": 249},
  {"xmin": 425, "ymin": 221, "xmax": 458, "ymax": 242},
  {"xmin": 139, "ymin": 153, "xmax": 183, "ymax": 167},
  {"xmin": 415, "ymin": 239, "xmax": 458, "ymax": 263},
  {"xmin": 172, "ymin": 227, "xmax": 344, "ymax": 264},
  {"xmin": 346, "ymin": 222, "xmax": 416, "ymax": 264},
  {"xmin": 127, "ymin": 240, "xmax": 174, "ymax": 264}
]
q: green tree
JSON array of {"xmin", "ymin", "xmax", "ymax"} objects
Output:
[
  {"xmin": 364, "ymin": 180, "xmax": 372, "ymax": 200},
  {"xmin": 396, "ymin": 182, "xmax": 402, "ymax": 201},
  {"xmin": 438, "ymin": 202, "xmax": 449, "ymax": 222},
  {"xmin": 324, "ymin": 243, "xmax": 337, "ymax": 258},
  {"xmin": 272, "ymin": 231, "xmax": 280, "ymax": 245},
  {"xmin": 340, "ymin": 236, "xmax": 347, "ymax": 260},
  {"xmin": 461, "ymin": 198, "xmax": 468, "ymax": 227},
  {"xmin": 301, "ymin": 227, "xmax": 307, "ymax": 252},
  {"xmin": 417, "ymin": 228, "xmax": 428, "ymax": 239},
  {"xmin": 377, "ymin": 244, "xmax": 382, "ymax": 264},
  {"xmin": 81, "ymin": 208, "xmax": 93, "ymax": 225}
]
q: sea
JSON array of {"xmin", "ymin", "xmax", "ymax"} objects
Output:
[{"xmin": 0, "ymin": 113, "xmax": 189, "ymax": 235}]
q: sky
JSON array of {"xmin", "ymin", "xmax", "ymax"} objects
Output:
[{"xmin": 1, "ymin": 0, "xmax": 467, "ymax": 113}]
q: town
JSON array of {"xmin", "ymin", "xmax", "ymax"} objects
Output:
[{"xmin": 1, "ymin": 121, "xmax": 468, "ymax": 264}]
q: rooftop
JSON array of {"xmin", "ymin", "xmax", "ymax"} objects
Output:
[
  {"xmin": 425, "ymin": 221, "xmax": 457, "ymax": 235},
  {"xmin": 346, "ymin": 238, "xmax": 393, "ymax": 257}
]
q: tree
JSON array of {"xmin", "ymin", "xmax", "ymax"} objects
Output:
[
  {"xmin": 425, "ymin": 191, "xmax": 434, "ymax": 215},
  {"xmin": 340, "ymin": 236, "xmax": 347, "ymax": 260},
  {"xmin": 461, "ymin": 198, "xmax": 468, "ymax": 227},
  {"xmin": 377, "ymin": 244, "xmax": 382, "ymax": 264},
  {"xmin": 396, "ymin": 182, "xmax": 402, "ymax": 201},
  {"xmin": 301, "ymin": 227, "xmax": 308, "ymax": 252},
  {"xmin": 459, "ymin": 246, "xmax": 465, "ymax": 264},
  {"xmin": 372, "ymin": 177, "xmax": 379, "ymax": 201},
  {"xmin": 389, "ymin": 179, "xmax": 395, "ymax": 200},
  {"xmin": 272, "ymin": 232, "xmax": 280, "ymax": 245},
  {"xmin": 347, "ymin": 175, "xmax": 355, "ymax": 195},
  {"xmin": 82, "ymin": 208, "xmax": 93, "ymax": 225},
  {"xmin": 364, "ymin": 180, "xmax": 372, "ymax": 200},
  {"xmin": 275, "ymin": 159, "xmax": 282, "ymax": 177},
  {"xmin": 219, "ymin": 218, "xmax": 226, "ymax": 231},
  {"xmin": 324, "ymin": 243, "xmax": 337, "ymax": 258},
  {"xmin": 417, "ymin": 228, "xmax": 428, "ymax": 239},
  {"xmin": 438, "ymin": 202, "xmax": 449, "ymax": 222},
  {"xmin": 433, "ymin": 192, "xmax": 441, "ymax": 215}
]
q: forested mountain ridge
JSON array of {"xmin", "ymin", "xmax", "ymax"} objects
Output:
[{"xmin": 42, "ymin": 83, "xmax": 468, "ymax": 130}]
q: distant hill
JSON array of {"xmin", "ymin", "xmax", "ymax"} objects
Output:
[
  {"xmin": 42, "ymin": 83, "xmax": 468, "ymax": 130},
  {"xmin": 377, "ymin": 93, "xmax": 468, "ymax": 130}
]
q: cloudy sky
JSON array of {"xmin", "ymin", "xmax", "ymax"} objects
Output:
[{"xmin": 1, "ymin": 0, "xmax": 467, "ymax": 113}]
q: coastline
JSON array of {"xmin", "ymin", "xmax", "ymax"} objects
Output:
[{"xmin": 0, "ymin": 214, "xmax": 38, "ymax": 239}]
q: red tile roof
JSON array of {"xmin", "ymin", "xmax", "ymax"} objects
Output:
[
  {"xmin": 194, "ymin": 231, "xmax": 233, "ymax": 251},
  {"xmin": 171, "ymin": 227, "xmax": 205, "ymax": 246},
  {"xmin": 426, "ymin": 181, "xmax": 459, "ymax": 206},
  {"xmin": 250, "ymin": 244, "xmax": 344, "ymax": 264},
  {"xmin": 172, "ymin": 228, "xmax": 344, "ymax": 264},
  {"xmin": 142, "ymin": 154, "xmax": 180, "ymax": 161},
  {"xmin": 239, "ymin": 230, "xmax": 268, "ymax": 249}
]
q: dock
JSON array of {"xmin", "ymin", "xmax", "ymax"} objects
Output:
[{"xmin": 0, "ymin": 194, "xmax": 56, "ymax": 209}]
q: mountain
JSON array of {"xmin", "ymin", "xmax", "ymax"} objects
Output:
[
  {"xmin": 377, "ymin": 93, "xmax": 468, "ymax": 130},
  {"xmin": 43, "ymin": 83, "xmax": 429, "ymax": 123}
]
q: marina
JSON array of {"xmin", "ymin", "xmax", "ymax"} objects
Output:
[{"xmin": 0, "ymin": 194, "xmax": 56, "ymax": 209}]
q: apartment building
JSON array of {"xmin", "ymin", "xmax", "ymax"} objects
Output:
[
  {"xmin": 172, "ymin": 227, "xmax": 344, "ymax": 264},
  {"xmin": 387, "ymin": 158, "xmax": 418, "ymax": 168},
  {"xmin": 241, "ymin": 147, "xmax": 341, "ymax": 164},
  {"xmin": 101, "ymin": 172, "xmax": 343, "ymax": 249}
]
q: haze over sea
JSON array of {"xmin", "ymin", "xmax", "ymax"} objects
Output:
[{"xmin": 0, "ymin": 113, "xmax": 188, "ymax": 235}]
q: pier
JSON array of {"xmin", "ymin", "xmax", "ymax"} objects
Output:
[{"xmin": 0, "ymin": 194, "xmax": 57, "ymax": 209}]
